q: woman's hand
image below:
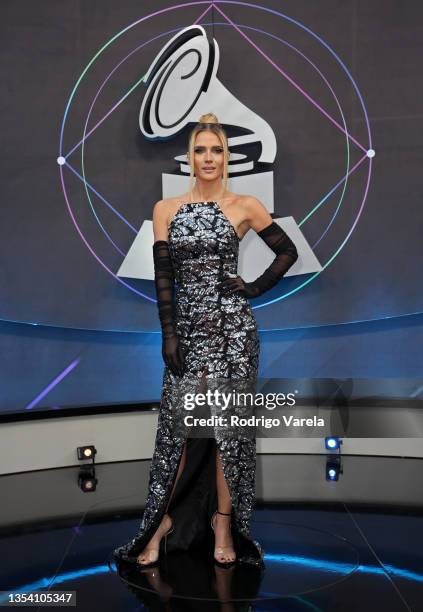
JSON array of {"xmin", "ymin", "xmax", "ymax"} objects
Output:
[
  {"xmin": 162, "ymin": 333, "xmax": 185, "ymax": 376},
  {"xmin": 217, "ymin": 275, "xmax": 261, "ymax": 298}
]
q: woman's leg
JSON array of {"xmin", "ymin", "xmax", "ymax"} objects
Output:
[
  {"xmin": 137, "ymin": 440, "xmax": 187, "ymax": 564},
  {"xmin": 215, "ymin": 445, "xmax": 232, "ymax": 512},
  {"xmin": 166, "ymin": 440, "xmax": 187, "ymax": 512},
  {"xmin": 213, "ymin": 445, "xmax": 236, "ymax": 563}
]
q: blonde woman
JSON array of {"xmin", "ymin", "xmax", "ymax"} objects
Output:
[{"xmin": 113, "ymin": 113, "xmax": 298, "ymax": 569}]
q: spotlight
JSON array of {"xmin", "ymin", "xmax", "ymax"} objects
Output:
[
  {"xmin": 324, "ymin": 436, "xmax": 342, "ymax": 451},
  {"xmin": 78, "ymin": 464, "xmax": 98, "ymax": 492},
  {"xmin": 77, "ymin": 445, "xmax": 97, "ymax": 463},
  {"xmin": 77, "ymin": 445, "xmax": 98, "ymax": 492},
  {"xmin": 326, "ymin": 455, "xmax": 343, "ymax": 481}
]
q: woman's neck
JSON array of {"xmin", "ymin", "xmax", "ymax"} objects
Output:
[{"xmin": 191, "ymin": 179, "xmax": 225, "ymax": 203}]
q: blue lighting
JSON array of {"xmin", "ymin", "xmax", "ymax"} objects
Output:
[
  {"xmin": 1, "ymin": 551, "xmax": 422, "ymax": 605},
  {"xmin": 325, "ymin": 436, "xmax": 342, "ymax": 450}
]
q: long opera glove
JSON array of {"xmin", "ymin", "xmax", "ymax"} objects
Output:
[
  {"xmin": 217, "ymin": 221, "xmax": 298, "ymax": 298},
  {"xmin": 152, "ymin": 240, "xmax": 184, "ymax": 376}
]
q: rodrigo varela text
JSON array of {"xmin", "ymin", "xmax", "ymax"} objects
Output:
[{"xmin": 184, "ymin": 415, "xmax": 325, "ymax": 428}]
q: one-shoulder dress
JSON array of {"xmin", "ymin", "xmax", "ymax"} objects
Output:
[{"xmin": 113, "ymin": 200, "xmax": 264, "ymax": 566}]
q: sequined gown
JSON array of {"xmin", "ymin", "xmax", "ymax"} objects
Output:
[{"xmin": 114, "ymin": 201, "xmax": 264, "ymax": 566}]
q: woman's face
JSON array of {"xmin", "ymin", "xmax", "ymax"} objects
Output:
[{"xmin": 188, "ymin": 131, "xmax": 224, "ymax": 180}]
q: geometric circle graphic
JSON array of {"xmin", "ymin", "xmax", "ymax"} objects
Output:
[{"xmin": 59, "ymin": 1, "xmax": 373, "ymax": 313}]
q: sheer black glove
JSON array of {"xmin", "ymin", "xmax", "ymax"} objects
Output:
[
  {"xmin": 153, "ymin": 240, "xmax": 185, "ymax": 376},
  {"xmin": 217, "ymin": 221, "xmax": 298, "ymax": 298},
  {"xmin": 162, "ymin": 333, "xmax": 185, "ymax": 378}
]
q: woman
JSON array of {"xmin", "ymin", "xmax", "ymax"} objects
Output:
[{"xmin": 113, "ymin": 112, "xmax": 298, "ymax": 569}]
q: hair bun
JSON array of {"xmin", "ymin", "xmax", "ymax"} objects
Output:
[{"xmin": 198, "ymin": 112, "xmax": 219, "ymax": 125}]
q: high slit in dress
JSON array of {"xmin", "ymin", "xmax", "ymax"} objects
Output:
[{"xmin": 113, "ymin": 200, "xmax": 264, "ymax": 566}]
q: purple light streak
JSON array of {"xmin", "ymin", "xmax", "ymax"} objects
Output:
[{"xmin": 25, "ymin": 358, "xmax": 81, "ymax": 410}]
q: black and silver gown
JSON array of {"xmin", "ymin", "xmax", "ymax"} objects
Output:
[{"xmin": 114, "ymin": 200, "xmax": 264, "ymax": 566}]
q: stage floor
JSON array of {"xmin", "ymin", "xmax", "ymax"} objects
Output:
[{"xmin": 1, "ymin": 454, "xmax": 422, "ymax": 611}]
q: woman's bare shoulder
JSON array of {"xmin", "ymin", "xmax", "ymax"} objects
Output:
[
  {"xmin": 239, "ymin": 194, "xmax": 268, "ymax": 212},
  {"xmin": 237, "ymin": 193, "xmax": 261, "ymax": 205},
  {"xmin": 152, "ymin": 195, "xmax": 191, "ymax": 229},
  {"xmin": 230, "ymin": 192, "xmax": 260, "ymax": 206},
  {"xmin": 237, "ymin": 194, "xmax": 273, "ymax": 231},
  {"xmin": 153, "ymin": 196, "xmax": 179, "ymax": 214},
  {"xmin": 154, "ymin": 194, "xmax": 189, "ymax": 210}
]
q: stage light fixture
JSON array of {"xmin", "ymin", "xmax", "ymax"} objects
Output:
[
  {"xmin": 326, "ymin": 455, "xmax": 343, "ymax": 481},
  {"xmin": 324, "ymin": 436, "xmax": 342, "ymax": 451},
  {"xmin": 78, "ymin": 464, "xmax": 98, "ymax": 492},
  {"xmin": 77, "ymin": 445, "xmax": 97, "ymax": 462}
]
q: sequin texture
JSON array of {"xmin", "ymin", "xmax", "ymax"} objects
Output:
[{"xmin": 113, "ymin": 201, "xmax": 264, "ymax": 566}]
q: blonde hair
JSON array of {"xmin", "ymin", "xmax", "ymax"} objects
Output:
[{"xmin": 187, "ymin": 112, "xmax": 229, "ymax": 202}]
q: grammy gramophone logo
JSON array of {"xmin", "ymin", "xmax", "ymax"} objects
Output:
[{"xmin": 117, "ymin": 25, "xmax": 320, "ymax": 282}]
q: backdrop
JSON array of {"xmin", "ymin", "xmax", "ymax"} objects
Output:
[{"xmin": 0, "ymin": 0, "xmax": 421, "ymax": 413}]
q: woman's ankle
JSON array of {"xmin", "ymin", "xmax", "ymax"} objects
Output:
[{"xmin": 216, "ymin": 507, "xmax": 232, "ymax": 515}]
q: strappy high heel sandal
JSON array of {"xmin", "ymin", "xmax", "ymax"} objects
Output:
[
  {"xmin": 136, "ymin": 513, "xmax": 174, "ymax": 569},
  {"xmin": 211, "ymin": 510, "xmax": 236, "ymax": 568}
]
